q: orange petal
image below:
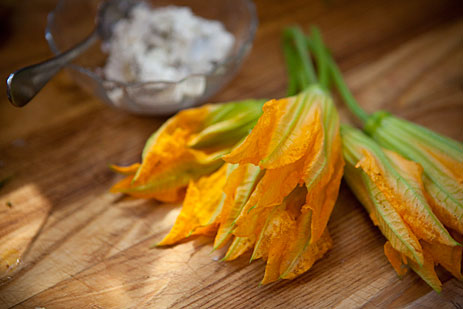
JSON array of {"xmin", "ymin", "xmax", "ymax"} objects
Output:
[
  {"xmin": 240, "ymin": 158, "xmax": 305, "ymax": 215},
  {"xmin": 419, "ymin": 142, "xmax": 463, "ymax": 183},
  {"xmin": 223, "ymin": 98, "xmax": 294, "ymax": 167},
  {"xmin": 259, "ymin": 190, "xmax": 305, "ymax": 285},
  {"xmin": 222, "ymin": 237, "xmax": 255, "ymax": 261},
  {"xmin": 260, "ymin": 101, "xmax": 321, "ymax": 169},
  {"xmin": 141, "ymin": 104, "xmax": 214, "ymax": 159},
  {"xmin": 408, "ymin": 249, "xmax": 442, "ymax": 293},
  {"xmin": 280, "ymin": 227, "xmax": 332, "ymax": 280},
  {"xmin": 120, "ymin": 147, "xmax": 224, "ymax": 202},
  {"xmin": 190, "ymin": 225, "xmax": 217, "ymax": 238},
  {"xmin": 121, "ymin": 103, "xmax": 229, "ymax": 201},
  {"xmin": 251, "ymin": 187, "xmax": 307, "ymax": 284},
  {"xmin": 367, "ymin": 115, "xmax": 463, "ymax": 235},
  {"xmin": 224, "ymin": 88, "xmax": 330, "ymax": 169},
  {"xmin": 343, "ymin": 156, "xmax": 424, "ymax": 265},
  {"xmin": 232, "ymin": 201, "xmax": 272, "ymax": 239},
  {"xmin": 301, "ymin": 94, "xmax": 342, "ymax": 243},
  {"xmin": 109, "ymin": 163, "xmax": 141, "ymax": 175},
  {"xmin": 283, "ymin": 185, "xmax": 307, "ymax": 219},
  {"xmin": 232, "ymin": 128, "xmax": 330, "ymax": 226},
  {"xmin": 423, "ymin": 177, "xmax": 463, "ymax": 235},
  {"xmin": 187, "ymin": 99, "xmax": 266, "ymax": 149},
  {"xmin": 261, "ymin": 238, "xmax": 286, "ymax": 285},
  {"xmin": 421, "ymin": 238, "xmax": 462, "ymax": 280},
  {"xmin": 110, "ymin": 175, "xmax": 184, "ymax": 202},
  {"xmin": 261, "ymin": 216, "xmax": 296, "ymax": 285},
  {"xmin": 134, "ymin": 127, "xmax": 227, "ymax": 185},
  {"xmin": 157, "ymin": 164, "xmax": 229, "ymax": 246},
  {"xmin": 252, "ymin": 205, "xmax": 290, "ymax": 261},
  {"xmin": 110, "ymin": 175, "xmax": 135, "ymax": 193},
  {"xmin": 303, "ymin": 131, "xmax": 344, "ymax": 243},
  {"xmin": 367, "ymin": 176, "xmax": 424, "ymax": 264},
  {"xmin": 384, "ymin": 241, "xmax": 409, "ymax": 277},
  {"xmin": 419, "ymin": 143, "xmax": 462, "ymax": 233},
  {"xmin": 213, "ymin": 164, "xmax": 262, "ymax": 249},
  {"xmin": 358, "ymin": 148, "xmax": 456, "ymax": 246}
]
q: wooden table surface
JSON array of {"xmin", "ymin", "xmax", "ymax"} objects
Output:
[{"xmin": 1, "ymin": 0, "xmax": 462, "ymax": 308}]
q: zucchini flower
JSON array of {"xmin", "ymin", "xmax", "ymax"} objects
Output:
[
  {"xmin": 223, "ymin": 84, "xmax": 343, "ymax": 283},
  {"xmin": 158, "ymin": 27, "xmax": 343, "ymax": 284},
  {"xmin": 341, "ymin": 125, "xmax": 461, "ymax": 292},
  {"xmin": 158, "ymin": 85, "xmax": 343, "ymax": 284},
  {"xmin": 364, "ymin": 112, "xmax": 463, "ymax": 234},
  {"xmin": 307, "ymin": 27, "xmax": 462, "ymax": 290},
  {"xmin": 312, "ymin": 29, "xmax": 462, "ymax": 236},
  {"xmin": 110, "ymin": 99, "xmax": 265, "ymax": 203},
  {"xmin": 223, "ymin": 85, "xmax": 343, "ymax": 242}
]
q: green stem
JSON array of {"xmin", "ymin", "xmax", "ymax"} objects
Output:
[
  {"xmin": 282, "ymin": 33, "xmax": 301, "ymax": 96},
  {"xmin": 282, "ymin": 27, "xmax": 318, "ymax": 92},
  {"xmin": 292, "ymin": 28, "xmax": 318, "ymax": 86},
  {"xmin": 309, "ymin": 27, "xmax": 329, "ymax": 89},
  {"xmin": 306, "ymin": 37, "xmax": 370, "ymax": 123},
  {"xmin": 329, "ymin": 56, "xmax": 369, "ymax": 123}
]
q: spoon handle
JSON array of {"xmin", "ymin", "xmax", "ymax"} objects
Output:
[{"xmin": 7, "ymin": 30, "xmax": 98, "ymax": 107}]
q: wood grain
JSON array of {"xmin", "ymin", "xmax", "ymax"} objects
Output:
[{"xmin": 0, "ymin": 0, "xmax": 462, "ymax": 308}]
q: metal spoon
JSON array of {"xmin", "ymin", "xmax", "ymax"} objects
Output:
[{"xmin": 6, "ymin": 0, "xmax": 136, "ymax": 107}]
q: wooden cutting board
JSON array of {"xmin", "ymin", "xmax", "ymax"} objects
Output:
[{"xmin": 0, "ymin": 0, "xmax": 462, "ymax": 307}]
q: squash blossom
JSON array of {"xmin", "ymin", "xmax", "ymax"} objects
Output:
[
  {"xmin": 307, "ymin": 27, "xmax": 463, "ymax": 291},
  {"xmin": 159, "ymin": 86, "xmax": 343, "ymax": 284},
  {"xmin": 306, "ymin": 29, "xmax": 463, "ymax": 291},
  {"xmin": 341, "ymin": 125, "xmax": 461, "ymax": 292},
  {"xmin": 314, "ymin": 30, "xmax": 462, "ymax": 237},
  {"xmin": 364, "ymin": 112, "xmax": 463, "ymax": 235},
  {"xmin": 158, "ymin": 27, "xmax": 344, "ymax": 284},
  {"xmin": 110, "ymin": 99, "xmax": 265, "ymax": 203},
  {"xmin": 223, "ymin": 84, "xmax": 344, "ymax": 283}
]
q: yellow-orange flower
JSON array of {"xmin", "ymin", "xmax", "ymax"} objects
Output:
[
  {"xmin": 365, "ymin": 112, "xmax": 463, "ymax": 234},
  {"xmin": 224, "ymin": 85, "xmax": 343, "ymax": 245},
  {"xmin": 316, "ymin": 26, "xmax": 462, "ymax": 236},
  {"xmin": 342, "ymin": 125, "xmax": 461, "ymax": 292},
  {"xmin": 158, "ymin": 85, "xmax": 343, "ymax": 284},
  {"xmin": 110, "ymin": 99, "xmax": 265, "ymax": 203},
  {"xmin": 224, "ymin": 86, "xmax": 343, "ymax": 282}
]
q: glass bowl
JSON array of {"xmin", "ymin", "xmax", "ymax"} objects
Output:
[{"xmin": 45, "ymin": 0, "xmax": 258, "ymax": 115}]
